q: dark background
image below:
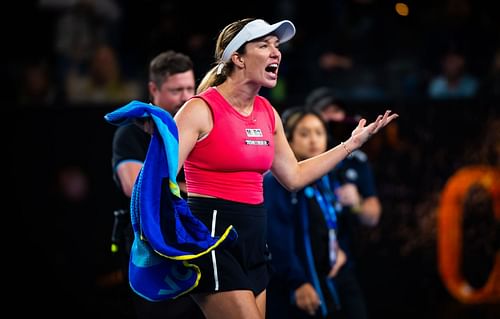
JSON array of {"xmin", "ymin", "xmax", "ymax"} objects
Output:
[{"xmin": 8, "ymin": 0, "xmax": 500, "ymax": 318}]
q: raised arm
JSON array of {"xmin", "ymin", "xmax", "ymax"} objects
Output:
[{"xmin": 271, "ymin": 109, "xmax": 398, "ymax": 192}]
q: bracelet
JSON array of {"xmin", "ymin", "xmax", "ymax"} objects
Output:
[{"xmin": 341, "ymin": 141, "xmax": 352, "ymax": 157}]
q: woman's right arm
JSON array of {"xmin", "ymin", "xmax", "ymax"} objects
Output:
[{"xmin": 173, "ymin": 98, "xmax": 213, "ymax": 174}]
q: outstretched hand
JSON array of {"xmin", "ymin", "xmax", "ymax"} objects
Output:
[{"xmin": 349, "ymin": 110, "xmax": 398, "ymax": 149}]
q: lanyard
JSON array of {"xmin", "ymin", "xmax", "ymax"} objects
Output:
[
  {"xmin": 320, "ymin": 173, "xmax": 344, "ymax": 214},
  {"xmin": 312, "ymin": 175, "xmax": 339, "ymax": 266},
  {"xmin": 313, "ymin": 175, "xmax": 337, "ymax": 230}
]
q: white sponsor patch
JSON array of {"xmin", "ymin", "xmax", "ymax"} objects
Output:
[
  {"xmin": 245, "ymin": 128, "xmax": 263, "ymax": 137},
  {"xmin": 245, "ymin": 140, "xmax": 270, "ymax": 146}
]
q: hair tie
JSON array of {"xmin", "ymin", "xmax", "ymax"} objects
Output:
[{"xmin": 216, "ymin": 62, "xmax": 225, "ymax": 75}]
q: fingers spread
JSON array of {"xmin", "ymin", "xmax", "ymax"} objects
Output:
[
  {"xmin": 388, "ymin": 113, "xmax": 399, "ymax": 122},
  {"xmin": 377, "ymin": 110, "xmax": 399, "ymax": 129},
  {"xmin": 357, "ymin": 118, "xmax": 367, "ymax": 128}
]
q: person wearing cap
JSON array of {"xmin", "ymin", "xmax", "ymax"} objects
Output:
[
  {"xmin": 305, "ymin": 87, "xmax": 382, "ymax": 319},
  {"xmin": 305, "ymin": 86, "xmax": 381, "ymax": 225},
  {"xmin": 174, "ymin": 17, "xmax": 398, "ymax": 319},
  {"xmin": 306, "ymin": 87, "xmax": 349, "ymax": 124}
]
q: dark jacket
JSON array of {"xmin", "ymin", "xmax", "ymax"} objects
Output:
[{"xmin": 264, "ymin": 172, "xmax": 340, "ymax": 318}]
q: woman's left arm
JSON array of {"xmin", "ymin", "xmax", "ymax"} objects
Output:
[{"xmin": 271, "ymin": 109, "xmax": 398, "ymax": 192}]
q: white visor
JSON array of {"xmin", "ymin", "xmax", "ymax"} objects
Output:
[{"xmin": 220, "ymin": 19, "xmax": 296, "ymax": 63}]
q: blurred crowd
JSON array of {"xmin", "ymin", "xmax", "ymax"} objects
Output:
[
  {"xmin": 10, "ymin": 1, "xmax": 499, "ymax": 318},
  {"xmin": 7, "ymin": 0, "xmax": 500, "ymax": 109}
]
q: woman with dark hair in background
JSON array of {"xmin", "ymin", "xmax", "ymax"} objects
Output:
[{"xmin": 264, "ymin": 107, "xmax": 347, "ymax": 318}]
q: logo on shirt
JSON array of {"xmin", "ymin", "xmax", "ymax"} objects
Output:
[
  {"xmin": 245, "ymin": 140, "xmax": 270, "ymax": 146},
  {"xmin": 245, "ymin": 128, "xmax": 263, "ymax": 137}
]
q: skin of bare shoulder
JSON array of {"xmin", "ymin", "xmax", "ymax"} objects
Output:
[{"xmin": 174, "ymin": 97, "xmax": 213, "ymax": 174}]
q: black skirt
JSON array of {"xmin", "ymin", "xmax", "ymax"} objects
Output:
[{"xmin": 187, "ymin": 197, "xmax": 271, "ymax": 295}]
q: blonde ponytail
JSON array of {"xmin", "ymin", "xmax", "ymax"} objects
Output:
[{"xmin": 196, "ymin": 64, "xmax": 227, "ymax": 94}]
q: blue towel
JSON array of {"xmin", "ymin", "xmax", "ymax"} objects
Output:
[{"xmin": 105, "ymin": 100, "xmax": 237, "ymax": 301}]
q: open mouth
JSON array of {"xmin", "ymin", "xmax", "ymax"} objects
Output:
[{"xmin": 265, "ymin": 63, "xmax": 279, "ymax": 75}]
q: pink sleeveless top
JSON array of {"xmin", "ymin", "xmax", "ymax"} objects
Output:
[{"xmin": 184, "ymin": 87, "xmax": 276, "ymax": 204}]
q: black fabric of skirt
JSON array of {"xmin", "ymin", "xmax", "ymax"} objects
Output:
[{"xmin": 187, "ymin": 197, "xmax": 271, "ymax": 295}]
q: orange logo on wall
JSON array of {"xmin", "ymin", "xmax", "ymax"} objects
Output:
[{"xmin": 438, "ymin": 165, "xmax": 500, "ymax": 304}]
